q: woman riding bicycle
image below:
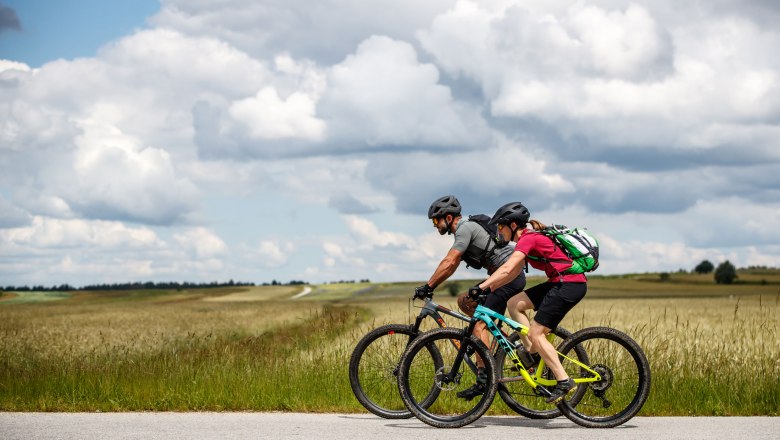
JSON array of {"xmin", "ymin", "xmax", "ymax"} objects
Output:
[{"xmin": 470, "ymin": 202, "xmax": 587, "ymax": 404}]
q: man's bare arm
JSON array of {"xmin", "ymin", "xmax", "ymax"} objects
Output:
[{"xmin": 428, "ymin": 248, "xmax": 463, "ymax": 289}]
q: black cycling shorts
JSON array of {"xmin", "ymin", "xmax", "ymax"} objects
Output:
[
  {"xmin": 525, "ymin": 282, "xmax": 587, "ymax": 330},
  {"xmin": 483, "ymin": 273, "xmax": 526, "ymax": 316}
]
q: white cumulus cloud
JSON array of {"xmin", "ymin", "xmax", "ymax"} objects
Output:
[{"xmin": 229, "ymin": 87, "xmax": 326, "ymax": 140}]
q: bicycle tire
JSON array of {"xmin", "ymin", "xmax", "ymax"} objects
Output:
[
  {"xmin": 397, "ymin": 327, "xmax": 497, "ymax": 428},
  {"xmin": 349, "ymin": 324, "xmax": 443, "ymax": 419},
  {"xmin": 494, "ymin": 326, "xmax": 589, "ymax": 419},
  {"xmin": 556, "ymin": 327, "xmax": 651, "ymax": 428}
]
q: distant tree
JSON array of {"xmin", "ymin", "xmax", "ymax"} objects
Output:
[
  {"xmin": 448, "ymin": 283, "xmax": 460, "ymax": 297},
  {"xmin": 694, "ymin": 260, "xmax": 715, "ymax": 274},
  {"xmin": 714, "ymin": 261, "xmax": 737, "ymax": 284},
  {"xmin": 659, "ymin": 272, "xmax": 671, "ymax": 282}
]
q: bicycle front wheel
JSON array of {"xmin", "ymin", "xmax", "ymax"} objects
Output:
[
  {"xmin": 495, "ymin": 326, "xmax": 588, "ymax": 419},
  {"xmin": 397, "ymin": 327, "xmax": 497, "ymax": 428},
  {"xmin": 556, "ymin": 327, "xmax": 651, "ymax": 428},
  {"xmin": 349, "ymin": 324, "xmax": 443, "ymax": 419}
]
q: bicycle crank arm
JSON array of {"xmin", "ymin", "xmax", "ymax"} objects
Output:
[
  {"xmin": 495, "ymin": 377, "xmax": 554, "ymax": 398},
  {"xmin": 496, "ymin": 376, "xmax": 526, "ymax": 384}
]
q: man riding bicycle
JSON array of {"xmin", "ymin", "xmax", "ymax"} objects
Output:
[{"xmin": 415, "ymin": 195, "xmax": 526, "ymax": 400}]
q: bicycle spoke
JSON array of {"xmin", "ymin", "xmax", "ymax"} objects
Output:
[
  {"xmin": 494, "ymin": 328, "xmax": 581, "ymax": 419},
  {"xmin": 399, "ymin": 328, "xmax": 496, "ymax": 428},
  {"xmin": 406, "ymin": 340, "xmax": 481, "ymax": 414},
  {"xmin": 351, "ymin": 327, "xmax": 427, "ymax": 416},
  {"xmin": 557, "ymin": 328, "xmax": 650, "ymax": 428},
  {"xmin": 566, "ymin": 340, "xmax": 639, "ymax": 416},
  {"xmin": 357, "ymin": 335, "xmax": 409, "ymax": 410}
]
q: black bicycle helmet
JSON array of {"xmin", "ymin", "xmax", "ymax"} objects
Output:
[
  {"xmin": 489, "ymin": 202, "xmax": 530, "ymax": 226},
  {"xmin": 428, "ymin": 195, "xmax": 461, "ymax": 219}
]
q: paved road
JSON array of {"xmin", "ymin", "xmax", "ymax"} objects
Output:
[{"xmin": 1, "ymin": 413, "xmax": 777, "ymax": 440}]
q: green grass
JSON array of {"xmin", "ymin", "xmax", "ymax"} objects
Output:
[
  {"xmin": 0, "ymin": 304, "xmax": 370, "ymax": 411},
  {"xmin": 1, "ymin": 272, "xmax": 779, "ymax": 414},
  {"xmin": 0, "ymin": 291, "xmax": 71, "ymax": 304},
  {"xmin": 595, "ymin": 298, "xmax": 780, "ymax": 416}
]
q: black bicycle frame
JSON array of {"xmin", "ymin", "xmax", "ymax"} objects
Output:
[
  {"xmin": 409, "ymin": 296, "xmax": 483, "ymax": 374},
  {"xmin": 410, "ymin": 296, "xmax": 510, "ymax": 379},
  {"xmin": 410, "ymin": 296, "xmax": 471, "ymax": 332}
]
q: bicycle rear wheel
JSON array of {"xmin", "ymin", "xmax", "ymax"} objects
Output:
[
  {"xmin": 495, "ymin": 326, "xmax": 588, "ymax": 419},
  {"xmin": 349, "ymin": 324, "xmax": 443, "ymax": 419},
  {"xmin": 397, "ymin": 327, "xmax": 497, "ymax": 428},
  {"xmin": 556, "ymin": 327, "xmax": 651, "ymax": 428}
]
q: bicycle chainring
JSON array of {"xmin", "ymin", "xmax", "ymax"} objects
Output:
[{"xmin": 589, "ymin": 363, "xmax": 614, "ymax": 393}]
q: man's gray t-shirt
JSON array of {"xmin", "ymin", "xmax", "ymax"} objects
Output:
[{"xmin": 451, "ymin": 220, "xmax": 515, "ymax": 273}]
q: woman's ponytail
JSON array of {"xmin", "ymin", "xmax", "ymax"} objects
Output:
[{"xmin": 529, "ymin": 219, "xmax": 547, "ymax": 231}]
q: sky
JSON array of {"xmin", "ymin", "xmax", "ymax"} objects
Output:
[{"xmin": 0, "ymin": 0, "xmax": 778, "ymax": 287}]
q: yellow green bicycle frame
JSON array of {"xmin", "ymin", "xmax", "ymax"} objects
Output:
[{"xmin": 473, "ymin": 304, "xmax": 602, "ymax": 389}]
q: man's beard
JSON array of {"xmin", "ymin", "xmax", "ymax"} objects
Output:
[{"xmin": 437, "ymin": 225, "xmax": 448, "ymax": 235}]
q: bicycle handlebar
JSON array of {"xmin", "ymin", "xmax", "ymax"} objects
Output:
[
  {"xmin": 412, "ymin": 291, "xmax": 434, "ymax": 301},
  {"xmin": 467, "ymin": 285, "xmax": 491, "ymax": 304}
]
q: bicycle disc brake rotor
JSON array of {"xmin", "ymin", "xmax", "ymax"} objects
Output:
[
  {"xmin": 589, "ymin": 363, "xmax": 614, "ymax": 393},
  {"xmin": 434, "ymin": 366, "xmax": 461, "ymax": 391},
  {"xmin": 384, "ymin": 363, "xmax": 400, "ymax": 383}
]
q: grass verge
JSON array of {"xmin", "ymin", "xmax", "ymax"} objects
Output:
[{"xmin": 0, "ymin": 305, "xmax": 370, "ymax": 411}]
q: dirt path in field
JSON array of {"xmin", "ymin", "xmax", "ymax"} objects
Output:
[
  {"xmin": 202, "ymin": 286, "xmax": 311, "ymax": 302},
  {"xmin": 291, "ymin": 286, "xmax": 312, "ymax": 299}
]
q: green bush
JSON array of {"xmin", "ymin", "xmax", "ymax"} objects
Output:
[
  {"xmin": 714, "ymin": 261, "xmax": 737, "ymax": 284},
  {"xmin": 694, "ymin": 260, "xmax": 715, "ymax": 274}
]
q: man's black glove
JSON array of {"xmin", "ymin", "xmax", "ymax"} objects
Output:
[
  {"xmin": 414, "ymin": 283, "xmax": 435, "ymax": 299},
  {"xmin": 468, "ymin": 284, "xmax": 491, "ymax": 300}
]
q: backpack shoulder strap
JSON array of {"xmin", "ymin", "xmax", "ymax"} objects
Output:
[
  {"xmin": 524, "ymin": 229, "xmax": 571, "ymax": 264},
  {"xmin": 463, "ymin": 214, "xmax": 504, "ymax": 270}
]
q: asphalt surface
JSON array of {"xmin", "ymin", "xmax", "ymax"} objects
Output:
[{"xmin": 1, "ymin": 413, "xmax": 778, "ymax": 440}]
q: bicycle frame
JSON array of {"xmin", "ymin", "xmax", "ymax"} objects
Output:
[
  {"xmin": 450, "ymin": 303, "xmax": 602, "ymax": 390},
  {"xmin": 411, "ymin": 296, "xmax": 513, "ymax": 375},
  {"xmin": 411, "ymin": 297, "xmax": 471, "ymax": 332}
]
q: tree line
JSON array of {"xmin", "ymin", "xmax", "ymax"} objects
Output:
[
  {"xmin": 1, "ymin": 279, "xmax": 309, "ymax": 292},
  {"xmin": 0, "ymin": 278, "xmax": 378, "ymax": 292}
]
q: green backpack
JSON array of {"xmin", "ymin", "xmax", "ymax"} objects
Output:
[{"xmin": 527, "ymin": 225, "xmax": 600, "ymax": 275}]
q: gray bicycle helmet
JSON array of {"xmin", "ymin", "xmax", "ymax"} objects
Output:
[
  {"xmin": 428, "ymin": 195, "xmax": 461, "ymax": 219},
  {"xmin": 489, "ymin": 202, "xmax": 530, "ymax": 226}
]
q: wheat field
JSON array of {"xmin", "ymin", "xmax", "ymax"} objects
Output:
[{"xmin": 1, "ymin": 274, "xmax": 778, "ymax": 414}]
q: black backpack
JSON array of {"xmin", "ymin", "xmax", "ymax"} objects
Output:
[{"xmin": 462, "ymin": 214, "xmax": 509, "ymax": 270}]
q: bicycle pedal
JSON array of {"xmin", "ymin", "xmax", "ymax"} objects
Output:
[{"xmin": 536, "ymin": 386, "xmax": 553, "ymax": 398}]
